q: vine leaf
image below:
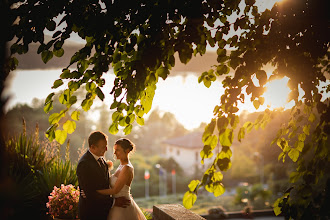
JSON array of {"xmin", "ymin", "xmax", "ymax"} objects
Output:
[
  {"xmin": 183, "ymin": 191, "xmax": 197, "ymax": 209},
  {"xmin": 41, "ymin": 50, "xmax": 53, "ymax": 64},
  {"xmin": 55, "ymin": 129, "xmax": 67, "ymax": 144}
]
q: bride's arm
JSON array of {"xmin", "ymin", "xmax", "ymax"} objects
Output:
[{"xmin": 97, "ymin": 166, "xmax": 131, "ymax": 195}]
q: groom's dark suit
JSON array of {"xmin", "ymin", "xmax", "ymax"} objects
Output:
[{"xmin": 77, "ymin": 151, "xmax": 114, "ymax": 220}]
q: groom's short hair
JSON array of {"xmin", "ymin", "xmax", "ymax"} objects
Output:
[{"xmin": 88, "ymin": 131, "xmax": 107, "ymax": 148}]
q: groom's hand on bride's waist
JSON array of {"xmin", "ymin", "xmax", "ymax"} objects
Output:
[{"xmin": 114, "ymin": 196, "xmax": 131, "ymax": 208}]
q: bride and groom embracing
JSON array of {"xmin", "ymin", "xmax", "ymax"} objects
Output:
[{"xmin": 77, "ymin": 131, "xmax": 147, "ymax": 220}]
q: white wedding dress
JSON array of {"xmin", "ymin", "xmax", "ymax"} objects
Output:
[{"xmin": 107, "ymin": 163, "xmax": 147, "ymax": 220}]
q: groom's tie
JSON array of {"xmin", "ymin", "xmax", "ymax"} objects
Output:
[{"xmin": 98, "ymin": 158, "xmax": 106, "ymax": 173}]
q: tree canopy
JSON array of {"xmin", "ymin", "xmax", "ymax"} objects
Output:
[{"xmin": 6, "ymin": 0, "xmax": 329, "ymax": 218}]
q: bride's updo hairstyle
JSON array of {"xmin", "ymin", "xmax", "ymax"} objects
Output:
[{"xmin": 115, "ymin": 138, "xmax": 136, "ymax": 154}]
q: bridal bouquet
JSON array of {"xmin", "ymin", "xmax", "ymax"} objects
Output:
[{"xmin": 46, "ymin": 184, "xmax": 80, "ymax": 219}]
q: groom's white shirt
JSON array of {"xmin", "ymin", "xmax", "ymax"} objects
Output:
[{"xmin": 88, "ymin": 149, "xmax": 115, "ymax": 208}]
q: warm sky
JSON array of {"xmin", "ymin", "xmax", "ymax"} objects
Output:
[{"xmin": 6, "ymin": 0, "xmax": 326, "ymax": 131}]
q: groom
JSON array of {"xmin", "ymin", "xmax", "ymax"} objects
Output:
[{"xmin": 77, "ymin": 131, "xmax": 130, "ymax": 220}]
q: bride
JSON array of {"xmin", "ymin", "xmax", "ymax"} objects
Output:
[{"xmin": 97, "ymin": 138, "xmax": 147, "ymax": 220}]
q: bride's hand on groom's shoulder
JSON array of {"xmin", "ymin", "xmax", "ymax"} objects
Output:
[{"xmin": 114, "ymin": 196, "xmax": 131, "ymax": 208}]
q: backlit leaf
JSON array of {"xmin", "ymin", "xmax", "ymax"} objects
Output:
[
  {"xmin": 213, "ymin": 183, "xmax": 225, "ymax": 197},
  {"xmin": 219, "ymin": 128, "xmax": 233, "ymax": 147},
  {"xmin": 183, "ymin": 191, "xmax": 197, "ymax": 209},
  {"xmin": 55, "ymin": 129, "xmax": 67, "ymax": 144},
  {"xmin": 109, "ymin": 123, "xmax": 119, "ymax": 135},
  {"xmin": 188, "ymin": 180, "xmax": 200, "ymax": 191},
  {"xmin": 63, "ymin": 120, "xmax": 76, "ymax": 134},
  {"xmin": 49, "ymin": 113, "xmax": 60, "ymax": 124},
  {"xmin": 288, "ymin": 148, "xmax": 299, "ymax": 162},
  {"xmin": 273, "ymin": 198, "xmax": 283, "ymax": 216},
  {"xmin": 253, "ymin": 99, "xmax": 260, "ymax": 110},
  {"xmin": 71, "ymin": 111, "xmax": 80, "ymax": 121},
  {"xmin": 303, "ymin": 125, "xmax": 310, "ymax": 135},
  {"xmin": 45, "ymin": 92, "xmax": 55, "ymax": 104},
  {"xmin": 308, "ymin": 113, "xmax": 315, "ymax": 122},
  {"xmin": 136, "ymin": 117, "xmax": 144, "ymax": 125},
  {"xmin": 238, "ymin": 127, "xmax": 245, "ymax": 142},
  {"xmin": 44, "ymin": 101, "xmax": 53, "ymax": 113},
  {"xmin": 123, "ymin": 124, "xmax": 133, "ymax": 135}
]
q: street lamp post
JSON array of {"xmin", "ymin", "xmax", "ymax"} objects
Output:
[
  {"xmin": 171, "ymin": 169, "xmax": 176, "ymax": 195},
  {"xmin": 144, "ymin": 169, "xmax": 150, "ymax": 198},
  {"xmin": 155, "ymin": 164, "xmax": 167, "ymax": 197}
]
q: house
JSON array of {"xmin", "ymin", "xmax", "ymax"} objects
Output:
[{"xmin": 163, "ymin": 131, "xmax": 215, "ymax": 176}]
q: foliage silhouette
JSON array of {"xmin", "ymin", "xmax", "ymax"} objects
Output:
[{"xmin": 6, "ymin": 0, "xmax": 330, "ymax": 218}]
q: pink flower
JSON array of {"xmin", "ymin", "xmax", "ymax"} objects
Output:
[
  {"xmin": 46, "ymin": 184, "xmax": 79, "ymax": 219},
  {"xmin": 106, "ymin": 160, "xmax": 114, "ymax": 170}
]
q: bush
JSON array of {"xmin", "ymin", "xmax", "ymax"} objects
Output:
[{"xmin": 5, "ymin": 125, "xmax": 79, "ymax": 219}]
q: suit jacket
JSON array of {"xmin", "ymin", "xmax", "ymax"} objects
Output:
[{"xmin": 77, "ymin": 151, "xmax": 114, "ymax": 220}]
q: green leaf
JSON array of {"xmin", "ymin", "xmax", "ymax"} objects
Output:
[
  {"xmin": 217, "ymin": 116, "xmax": 229, "ymax": 133},
  {"xmin": 71, "ymin": 111, "xmax": 80, "ymax": 121},
  {"xmin": 45, "ymin": 92, "xmax": 55, "ymax": 104},
  {"xmin": 238, "ymin": 127, "xmax": 245, "ymax": 142},
  {"xmin": 49, "ymin": 113, "xmax": 60, "ymax": 124},
  {"xmin": 96, "ymin": 87, "xmax": 105, "ymax": 101},
  {"xmin": 188, "ymin": 180, "xmax": 200, "ymax": 191},
  {"xmin": 41, "ymin": 50, "xmax": 53, "ymax": 64},
  {"xmin": 303, "ymin": 125, "xmax": 310, "ymax": 135},
  {"xmin": 219, "ymin": 128, "xmax": 233, "ymax": 147},
  {"xmin": 213, "ymin": 171, "xmax": 223, "ymax": 182},
  {"xmin": 44, "ymin": 101, "xmax": 53, "ymax": 113},
  {"xmin": 123, "ymin": 124, "xmax": 133, "ymax": 135},
  {"xmin": 203, "ymin": 79, "xmax": 211, "ymax": 88},
  {"xmin": 278, "ymin": 152, "xmax": 285, "ymax": 162},
  {"xmin": 55, "ymin": 129, "xmax": 67, "ymax": 144},
  {"xmin": 273, "ymin": 197, "xmax": 283, "ymax": 216},
  {"xmin": 183, "ymin": 191, "xmax": 197, "ymax": 209},
  {"xmin": 288, "ymin": 148, "xmax": 299, "ymax": 162},
  {"xmin": 296, "ymin": 141, "xmax": 304, "ymax": 152},
  {"xmin": 109, "ymin": 123, "xmax": 119, "ymax": 135},
  {"xmin": 243, "ymin": 121, "xmax": 253, "ymax": 133},
  {"xmin": 52, "ymin": 79, "xmax": 63, "ymax": 89},
  {"xmin": 308, "ymin": 113, "xmax": 315, "ymax": 122},
  {"xmin": 45, "ymin": 124, "xmax": 57, "ymax": 141},
  {"xmin": 53, "ymin": 48, "xmax": 64, "ymax": 57},
  {"xmin": 81, "ymin": 99, "xmax": 93, "ymax": 111},
  {"xmin": 213, "ymin": 183, "xmax": 225, "ymax": 197},
  {"xmin": 136, "ymin": 117, "xmax": 144, "ymax": 125},
  {"xmin": 69, "ymin": 96, "xmax": 77, "ymax": 105},
  {"xmin": 63, "ymin": 120, "xmax": 76, "ymax": 134},
  {"xmin": 86, "ymin": 82, "xmax": 96, "ymax": 92},
  {"xmin": 112, "ymin": 111, "xmax": 122, "ymax": 122},
  {"xmin": 60, "ymin": 69, "xmax": 71, "ymax": 79},
  {"xmin": 156, "ymin": 67, "xmax": 170, "ymax": 80},
  {"xmin": 298, "ymin": 133, "xmax": 306, "ymax": 142}
]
